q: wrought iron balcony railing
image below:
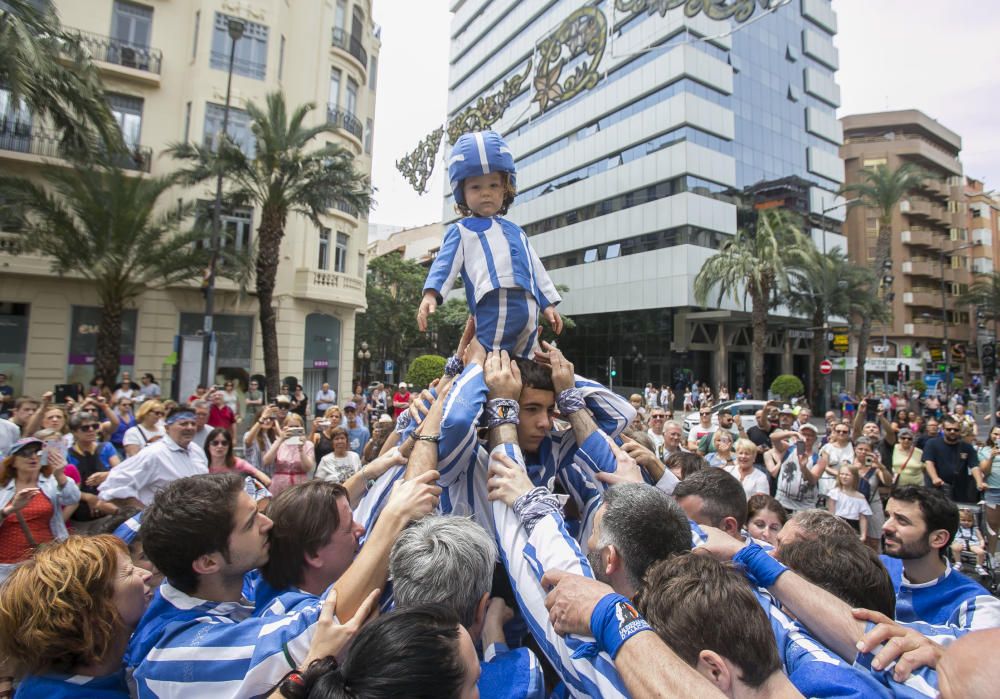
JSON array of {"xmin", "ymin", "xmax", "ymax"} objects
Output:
[
  {"xmin": 0, "ymin": 125, "xmax": 153, "ymax": 173},
  {"xmin": 331, "ymin": 28, "xmax": 367, "ymax": 68},
  {"xmin": 326, "ymin": 107, "xmax": 363, "ymax": 140},
  {"xmin": 71, "ymin": 28, "xmax": 163, "ymax": 75}
]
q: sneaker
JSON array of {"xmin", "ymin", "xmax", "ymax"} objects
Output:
[{"xmin": 976, "ymin": 565, "xmax": 988, "ymax": 577}]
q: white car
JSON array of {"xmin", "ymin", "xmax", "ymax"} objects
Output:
[{"xmin": 681, "ymin": 400, "xmax": 767, "ymax": 439}]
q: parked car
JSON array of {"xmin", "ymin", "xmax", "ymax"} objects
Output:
[{"xmin": 681, "ymin": 400, "xmax": 766, "ymax": 439}]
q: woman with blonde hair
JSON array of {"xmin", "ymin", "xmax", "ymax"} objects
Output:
[
  {"xmin": 0, "ymin": 534, "xmax": 151, "ymax": 697},
  {"xmin": 0, "ymin": 438, "xmax": 80, "ymax": 581},
  {"xmin": 22, "ymin": 403, "xmax": 73, "ymax": 449},
  {"xmin": 122, "ymin": 400, "xmax": 166, "ymax": 457},
  {"xmin": 725, "ymin": 438, "xmax": 770, "ymax": 498},
  {"xmin": 311, "ymin": 405, "xmax": 345, "ymax": 463},
  {"xmin": 705, "ymin": 429, "xmax": 736, "ymax": 468}
]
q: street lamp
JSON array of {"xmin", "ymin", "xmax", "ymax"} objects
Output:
[
  {"xmin": 880, "ymin": 259, "xmax": 894, "ymax": 388},
  {"xmin": 811, "ymin": 199, "xmax": 853, "ymax": 255},
  {"xmin": 939, "ymin": 241, "xmax": 976, "ymax": 397},
  {"xmin": 357, "ymin": 341, "xmax": 371, "ymax": 386},
  {"xmin": 200, "ymin": 18, "xmax": 245, "ymax": 388}
]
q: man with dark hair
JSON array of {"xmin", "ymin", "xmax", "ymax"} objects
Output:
[
  {"xmin": 881, "ymin": 486, "xmax": 1000, "ymax": 629},
  {"xmin": 129, "ymin": 471, "xmax": 440, "ymax": 697},
  {"xmin": 98, "ymin": 404, "xmax": 207, "ymax": 508},
  {"xmin": 922, "ymin": 415, "xmax": 978, "ymax": 502},
  {"xmin": 774, "ymin": 508, "xmax": 859, "ymax": 553},
  {"xmin": 777, "ymin": 536, "xmax": 896, "ymax": 618},
  {"xmin": 636, "ymin": 555, "xmax": 803, "ymax": 698},
  {"xmin": 673, "ymin": 467, "xmax": 749, "ymax": 541}
]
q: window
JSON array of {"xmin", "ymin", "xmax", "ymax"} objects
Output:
[
  {"xmin": 203, "ymin": 102, "xmax": 255, "ymax": 157},
  {"xmin": 0, "ymin": 86, "xmax": 32, "ymax": 142},
  {"xmin": 183, "ymin": 101, "xmax": 191, "ymax": 142},
  {"xmin": 606, "ymin": 243, "xmax": 621, "ymax": 259},
  {"xmin": 192, "ymin": 11, "xmax": 200, "ymax": 58},
  {"xmin": 278, "ymin": 35, "xmax": 285, "ymax": 80},
  {"xmin": 368, "ymin": 55, "xmax": 378, "ymax": 90},
  {"xmin": 364, "ymin": 118, "xmax": 373, "ymax": 154},
  {"xmin": 111, "ymin": 1, "xmax": 152, "ymax": 48},
  {"xmin": 334, "ymin": 0, "xmax": 347, "ymax": 31},
  {"xmin": 583, "ymin": 248, "xmax": 598, "ymax": 263},
  {"xmin": 318, "ymin": 228, "xmax": 330, "ymax": 270},
  {"xmin": 210, "ymin": 13, "xmax": 268, "ymax": 80},
  {"xmin": 196, "ymin": 202, "xmax": 253, "ymax": 253},
  {"xmin": 107, "ymin": 93, "xmax": 143, "ymax": 147},
  {"xmin": 345, "ymin": 78, "xmax": 358, "ymax": 115},
  {"xmin": 334, "ymin": 232, "xmax": 348, "ymax": 273},
  {"xmin": 863, "ymin": 157, "xmax": 887, "ymax": 169},
  {"xmin": 351, "ymin": 5, "xmax": 364, "ymax": 40},
  {"xmin": 329, "ymin": 68, "xmax": 341, "ymax": 108}
]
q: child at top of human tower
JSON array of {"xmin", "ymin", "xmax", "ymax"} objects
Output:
[{"xmin": 416, "ymin": 130, "xmax": 562, "ymax": 358}]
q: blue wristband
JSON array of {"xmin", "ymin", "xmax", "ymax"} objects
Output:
[
  {"xmin": 732, "ymin": 542, "xmax": 787, "ymax": 587},
  {"xmin": 589, "ymin": 593, "xmax": 653, "ymax": 659}
]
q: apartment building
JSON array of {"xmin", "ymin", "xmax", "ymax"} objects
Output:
[
  {"xmin": 0, "ymin": 0, "xmax": 379, "ymax": 401},
  {"xmin": 444, "ymin": 0, "xmax": 843, "ymax": 394},
  {"xmin": 840, "ymin": 110, "xmax": 978, "ymax": 384}
]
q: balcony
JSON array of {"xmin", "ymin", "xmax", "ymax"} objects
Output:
[
  {"xmin": 0, "ymin": 127, "xmax": 153, "ymax": 173},
  {"xmin": 293, "ymin": 268, "xmax": 366, "ymax": 307},
  {"xmin": 326, "ymin": 198, "xmax": 360, "ymax": 220},
  {"xmin": 326, "ymin": 107, "xmax": 363, "ymax": 141},
  {"xmin": 903, "ymin": 291, "xmax": 949, "ymax": 308},
  {"xmin": 71, "ymin": 28, "xmax": 162, "ymax": 83},
  {"xmin": 331, "ymin": 28, "xmax": 367, "ymax": 71},
  {"xmin": 900, "ymin": 230, "xmax": 938, "ymax": 248},
  {"xmin": 904, "ymin": 199, "xmax": 949, "ymax": 226}
]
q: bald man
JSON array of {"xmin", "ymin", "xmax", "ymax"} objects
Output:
[{"xmin": 938, "ymin": 628, "xmax": 1000, "ymax": 699}]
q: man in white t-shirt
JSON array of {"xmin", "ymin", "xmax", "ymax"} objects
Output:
[
  {"xmin": 190, "ymin": 400, "xmax": 214, "ymax": 450},
  {"xmin": 686, "ymin": 407, "xmax": 714, "ymax": 451},
  {"xmin": 315, "ymin": 383, "xmax": 337, "ymax": 414},
  {"xmin": 646, "ymin": 407, "xmax": 668, "ymax": 460}
]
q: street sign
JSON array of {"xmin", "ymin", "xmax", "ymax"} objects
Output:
[
  {"xmin": 384, "ymin": 360, "xmax": 395, "ymax": 374},
  {"xmin": 872, "ymin": 345, "xmax": 889, "ymax": 354},
  {"xmin": 819, "ymin": 359, "xmax": 833, "ymax": 375},
  {"xmin": 830, "ymin": 327, "xmax": 850, "ymax": 353}
]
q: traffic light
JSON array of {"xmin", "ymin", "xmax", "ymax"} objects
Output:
[
  {"xmin": 609, "ymin": 356, "xmax": 617, "ymax": 378},
  {"xmin": 982, "ymin": 343, "xmax": 996, "ymax": 378}
]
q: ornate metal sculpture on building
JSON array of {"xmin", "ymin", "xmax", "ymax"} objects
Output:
[
  {"xmin": 532, "ymin": 6, "xmax": 607, "ymax": 114},
  {"xmin": 615, "ymin": 0, "xmax": 772, "ymax": 24},
  {"xmin": 395, "ymin": 127, "xmax": 443, "ymax": 195},
  {"xmin": 446, "ymin": 60, "xmax": 532, "ymax": 145}
]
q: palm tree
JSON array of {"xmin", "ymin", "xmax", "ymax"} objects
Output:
[
  {"xmin": 0, "ymin": 0, "xmax": 121, "ymax": 150},
  {"xmin": 0, "ymin": 162, "xmax": 213, "ymax": 383},
  {"xmin": 840, "ymin": 162, "xmax": 930, "ymax": 396},
  {"xmin": 958, "ymin": 271, "xmax": 1000, "ymax": 339},
  {"xmin": 168, "ymin": 92, "xmax": 371, "ymax": 395},
  {"xmin": 785, "ymin": 245, "xmax": 885, "ymax": 407},
  {"xmin": 694, "ymin": 207, "xmax": 806, "ymax": 398}
]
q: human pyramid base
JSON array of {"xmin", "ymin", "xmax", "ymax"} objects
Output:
[{"xmin": 0, "ymin": 132, "xmax": 998, "ymax": 698}]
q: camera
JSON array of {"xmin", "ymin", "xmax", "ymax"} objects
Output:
[{"xmin": 865, "ymin": 455, "xmax": 874, "ymax": 467}]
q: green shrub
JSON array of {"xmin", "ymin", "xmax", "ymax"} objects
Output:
[
  {"xmin": 405, "ymin": 354, "xmax": 446, "ymax": 390},
  {"xmin": 770, "ymin": 374, "xmax": 805, "ymax": 401},
  {"xmin": 908, "ymin": 379, "xmax": 927, "ymax": 395},
  {"xmin": 950, "ymin": 378, "xmax": 964, "ymax": 392}
]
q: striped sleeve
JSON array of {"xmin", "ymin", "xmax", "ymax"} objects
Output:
[
  {"xmin": 423, "ymin": 224, "xmax": 465, "ymax": 302},
  {"xmin": 951, "ymin": 593, "xmax": 1000, "ymax": 630},
  {"xmin": 521, "ymin": 230, "xmax": 561, "ymax": 310},
  {"xmin": 437, "ymin": 362, "xmax": 487, "ymax": 487},
  {"xmin": 854, "ymin": 622, "xmax": 939, "ymax": 698},
  {"xmin": 490, "ymin": 444, "xmax": 630, "ymax": 699},
  {"xmin": 574, "ymin": 376, "xmax": 635, "ymax": 439}
]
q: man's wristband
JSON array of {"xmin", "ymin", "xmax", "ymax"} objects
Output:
[
  {"xmin": 444, "ymin": 355, "xmax": 464, "ymax": 378},
  {"xmin": 485, "ymin": 398, "xmax": 519, "ymax": 428},
  {"xmin": 556, "ymin": 388, "xmax": 586, "ymax": 416},
  {"xmin": 732, "ymin": 542, "xmax": 787, "ymax": 587},
  {"xmin": 415, "ymin": 434, "xmax": 441, "ymax": 442},
  {"xmin": 589, "ymin": 593, "xmax": 653, "ymax": 659}
]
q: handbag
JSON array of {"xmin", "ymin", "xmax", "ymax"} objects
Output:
[{"xmin": 14, "ymin": 512, "xmax": 38, "ymax": 550}]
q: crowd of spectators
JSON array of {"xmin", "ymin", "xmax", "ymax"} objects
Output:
[{"xmin": 0, "ymin": 343, "xmax": 999, "ymax": 698}]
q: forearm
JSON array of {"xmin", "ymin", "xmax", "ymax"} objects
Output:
[
  {"xmin": 488, "ymin": 422, "xmax": 519, "ymax": 450},
  {"xmin": 860, "ymin": 514, "xmax": 869, "ymax": 540},
  {"xmin": 924, "ymin": 461, "xmax": 940, "ymax": 481},
  {"xmin": 616, "ymin": 633, "xmax": 726, "ymax": 699},
  {"xmin": 566, "ymin": 407, "xmax": 601, "ymax": 449},
  {"xmin": 110, "ymin": 497, "xmax": 144, "ymax": 511},
  {"xmin": 262, "ymin": 440, "xmax": 282, "ymax": 467},
  {"xmin": 768, "ymin": 569, "xmax": 866, "ymax": 662},
  {"xmin": 378, "ymin": 429, "xmax": 401, "ymax": 457}
]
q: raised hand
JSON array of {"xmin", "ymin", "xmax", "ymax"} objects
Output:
[
  {"xmin": 416, "ymin": 291, "xmax": 437, "ymax": 332},
  {"xmin": 384, "ymin": 469, "xmax": 442, "ymax": 522},
  {"xmin": 543, "ymin": 306, "xmax": 563, "ymax": 335},
  {"xmin": 540, "ymin": 569, "xmax": 615, "ymax": 637},
  {"xmin": 487, "ymin": 451, "xmax": 535, "ymax": 507},
  {"xmin": 484, "ymin": 350, "xmax": 522, "ymax": 400},
  {"xmin": 301, "ymin": 587, "xmax": 381, "ymax": 669},
  {"xmin": 533, "ymin": 341, "xmax": 574, "ymax": 393}
]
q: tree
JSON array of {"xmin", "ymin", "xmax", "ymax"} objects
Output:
[
  {"xmin": 0, "ymin": 0, "xmax": 121, "ymax": 150},
  {"xmin": 168, "ymin": 92, "xmax": 371, "ymax": 395},
  {"xmin": 694, "ymin": 207, "xmax": 806, "ymax": 398},
  {"xmin": 0, "ymin": 162, "xmax": 212, "ymax": 383},
  {"xmin": 406, "ymin": 355, "xmax": 446, "ymax": 390},
  {"xmin": 784, "ymin": 245, "xmax": 883, "ymax": 407},
  {"xmin": 770, "ymin": 375, "xmax": 804, "ymax": 402},
  {"xmin": 840, "ymin": 162, "xmax": 930, "ymax": 396},
  {"xmin": 957, "ymin": 271, "xmax": 1000, "ymax": 338},
  {"xmin": 355, "ymin": 252, "xmax": 428, "ymax": 377}
]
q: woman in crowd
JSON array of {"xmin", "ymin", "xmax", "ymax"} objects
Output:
[
  {"xmin": 137, "ymin": 373, "xmax": 161, "ymax": 404},
  {"xmin": 66, "ymin": 412, "xmax": 120, "ymax": 532},
  {"xmin": 974, "ymin": 424, "xmax": 1000, "ymax": 553},
  {"xmin": 363, "ymin": 414, "xmax": 394, "ymax": 463},
  {"xmin": 311, "ymin": 406, "xmax": 345, "ymax": 464},
  {"xmin": 817, "ymin": 419, "xmax": 854, "ymax": 503},
  {"xmin": 220, "ymin": 380, "xmax": 240, "ymax": 419},
  {"xmin": 107, "ymin": 396, "xmax": 137, "ymax": 458},
  {"xmin": 243, "ymin": 378, "xmax": 264, "ymax": 431},
  {"xmin": 726, "ymin": 439, "xmax": 770, "ymax": 498},
  {"xmin": 314, "ymin": 426, "xmax": 362, "ymax": 484},
  {"xmin": 205, "ymin": 427, "xmax": 271, "ymax": 486},
  {"xmin": 746, "ymin": 493, "xmax": 787, "ymax": 545},
  {"xmin": 0, "ymin": 534, "xmax": 151, "ymax": 697},
  {"xmin": 22, "ymin": 403, "xmax": 74, "ymax": 449},
  {"xmin": 89, "ymin": 376, "xmax": 112, "ymax": 402},
  {"xmin": 122, "ymin": 400, "xmax": 165, "ymax": 457},
  {"xmin": 368, "ymin": 383, "xmax": 388, "ymax": 423},
  {"xmin": 291, "ymin": 385, "xmax": 309, "ymax": 419},
  {"xmin": 244, "ymin": 405, "xmax": 282, "ymax": 476},
  {"xmin": 0, "ymin": 438, "xmax": 80, "ymax": 581},
  {"xmin": 705, "ymin": 430, "xmax": 736, "ymax": 468},
  {"xmin": 111, "ymin": 377, "xmax": 135, "ymax": 403},
  {"xmin": 827, "ymin": 466, "xmax": 872, "ymax": 539},
  {"xmin": 853, "ymin": 436, "xmax": 891, "ymax": 552},
  {"xmin": 278, "ymin": 605, "xmax": 479, "ymax": 699},
  {"xmin": 775, "ymin": 425, "xmax": 824, "ymax": 512},
  {"xmin": 264, "ymin": 413, "xmax": 315, "ymax": 496},
  {"xmin": 891, "ymin": 428, "xmax": 924, "ymax": 487}
]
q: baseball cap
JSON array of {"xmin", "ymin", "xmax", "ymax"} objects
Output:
[
  {"xmin": 275, "ymin": 395, "xmax": 291, "ymax": 405},
  {"xmin": 779, "ymin": 405, "xmax": 795, "ymax": 415},
  {"xmin": 378, "ymin": 414, "xmax": 393, "ymax": 423},
  {"xmin": 344, "ymin": 402, "xmax": 357, "ymax": 411},
  {"xmin": 5, "ymin": 437, "xmax": 44, "ymax": 458},
  {"xmin": 398, "ymin": 382, "xmax": 407, "ymax": 389},
  {"xmin": 799, "ymin": 423, "xmax": 818, "ymax": 434}
]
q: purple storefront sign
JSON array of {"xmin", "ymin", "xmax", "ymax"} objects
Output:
[{"xmin": 313, "ymin": 359, "xmax": 329, "ymax": 368}]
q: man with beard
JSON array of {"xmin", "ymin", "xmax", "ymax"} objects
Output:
[
  {"xmin": 98, "ymin": 405, "xmax": 208, "ymax": 509},
  {"xmin": 881, "ymin": 486, "xmax": 1000, "ymax": 630},
  {"xmin": 922, "ymin": 416, "xmax": 978, "ymax": 502}
]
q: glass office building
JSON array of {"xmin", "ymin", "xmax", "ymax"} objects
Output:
[{"xmin": 445, "ymin": 0, "xmax": 843, "ymax": 395}]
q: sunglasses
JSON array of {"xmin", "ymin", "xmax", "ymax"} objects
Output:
[
  {"xmin": 943, "ymin": 428, "xmax": 960, "ymax": 433},
  {"xmin": 17, "ymin": 447, "xmax": 42, "ymax": 458},
  {"xmin": 209, "ymin": 440, "xmax": 230, "ymax": 447},
  {"xmin": 78, "ymin": 423, "xmax": 101, "ymax": 432},
  {"xmin": 152, "ymin": 411, "xmax": 165, "ymax": 416},
  {"xmin": 899, "ymin": 436, "xmax": 913, "ymax": 440}
]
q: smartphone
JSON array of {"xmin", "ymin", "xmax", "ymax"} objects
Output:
[{"xmin": 865, "ymin": 455, "xmax": 874, "ymax": 467}]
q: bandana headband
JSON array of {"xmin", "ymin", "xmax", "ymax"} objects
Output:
[{"xmin": 165, "ymin": 410, "xmax": 196, "ymax": 425}]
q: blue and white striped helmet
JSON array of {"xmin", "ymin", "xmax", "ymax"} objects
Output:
[{"xmin": 448, "ymin": 130, "xmax": 516, "ymax": 207}]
